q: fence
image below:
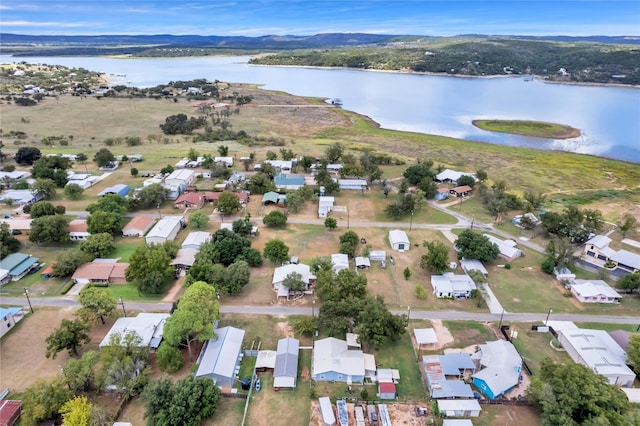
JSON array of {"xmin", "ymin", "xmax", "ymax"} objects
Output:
[{"xmin": 500, "ymin": 326, "xmax": 533, "ymax": 376}]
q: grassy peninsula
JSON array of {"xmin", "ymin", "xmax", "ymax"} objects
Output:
[{"xmin": 472, "ymin": 119, "xmax": 581, "ymax": 139}]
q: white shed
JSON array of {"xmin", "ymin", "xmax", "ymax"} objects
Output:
[
  {"xmin": 319, "ymin": 397, "xmax": 336, "ymax": 426},
  {"xmin": 436, "ymin": 400, "xmax": 482, "ymax": 418},
  {"xmin": 389, "ymin": 230, "xmax": 410, "ymax": 251},
  {"xmin": 145, "ymin": 216, "xmax": 183, "ymax": 245}
]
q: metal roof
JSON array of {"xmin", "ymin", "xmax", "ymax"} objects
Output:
[
  {"xmin": 0, "ymin": 253, "xmax": 38, "ymax": 277},
  {"xmin": 414, "ymin": 328, "xmax": 438, "ymax": 345},
  {"xmin": 195, "ymin": 326, "xmax": 245, "ymax": 380},
  {"xmin": 274, "ymin": 338, "xmax": 299, "ymax": 388},
  {"xmin": 99, "ymin": 313, "xmax": 170, "ymax": 349},
  {"xmin": 181, "ymin": 231, "xmax": 211, "ymax": 249},
  {"xmin": 146, "ymin": 216, "xmax": 182, "ymax": 240},
  {"xmin": 313, "ymin": 337, "xmax": 365, "ymax": 377},
  {"xmin": 571, "ymin": 280, "xmax": 621, "ymax": 299},
  {"xmin": 472, "ymin": 340, "xmax": 521, "ymax": 397},
  {"xmin": 388, "ymin": 229, "xmax": 409, "ymax": 245},
  {"xmin": 319, "ymin": 397, "xmax": 336, "ymax": 425}
]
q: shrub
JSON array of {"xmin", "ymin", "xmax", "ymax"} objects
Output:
[
  {"xmin": 415, "ymin": 284, "xmax": 427, "ymax": 300},
  {"xmin": 541, "ymin": 257, "xmax": 555, "ymax": 275},
  {"xmin": 156, "ymin": 342, "xmax": 184, "ymax": 373},
  {"xmin": 504, "ymin": 263, "xmax": 511, "ymax": 270}
]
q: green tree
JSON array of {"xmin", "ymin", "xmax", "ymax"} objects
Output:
[
  {"xmin": 224, "ymin": 260, "xmax": 251, "ymax": 295},
  {"xmin": 618, "ymin": 213, "xmax": 638, "ymax": 238},
  {"xmin": 131, "ymin": 167, "xmax": 139, "ymax": 176},
  {"xmin": 527, "ymin": 358, "xmax": 632, "ymax": 425},
  {"xmin": 285, "ymin": 190, "xmax": 305, "ymax": 213},
  {"xmin": 415, "ymin": 284, "xmax": 427, "ymax": 299},
  {"xmin": 77, "ymin": 286, "xmax": 117, "ymax": 325},
  {"xmin": 355, "ymin": 295, "xmax": 407, "ymax": 350},
  {"xmin": 29, "ymin": 215, "xmax": 70, "ymax": 244},
  {"xmin": 325, "ymin": 142, "xmax": 344, "ymax": 163},
  {"xmin": 293, "ymin": 316, "xmax": 317, "ymax": 336},
  {"xmin": 316, "ymin": 269, "xmax": 367, "ymax": 302},
  {"xmin": 263, "ymin": 210, "xmax": 287, "ymax": 227},
  {"xmin": 454, "ymin": 229, "xmax": 500, "ymax": 263},
  {"xmin": 93, "ymin": 148, "xmax": 115, "ymax": 167},
  {"xmin": 126, "ymin": 244, "xmax": 174, "ymax": 294},
  {"xmin": 456, "ymin": 175, "xmax": 476, "ymax": 188},
  {"xmin": 101, "ymin": 330, "xmax": 150, "ymax": 397},
  {"xmin": 87, "ymin": 210, "xmax": 123, "ymax": 235},
  {"xmin": 64, "ymin": 183, "xmax": 84, "ymax": 200},
  {"xmin": 339, "ymin": 230, "xmax": 360, "ymax": 258},
  {"xmin": 616, "ymin": 273, "xmax": 640, "ymax": 293},
  {"xmin": 628, "ymin": 334, "xmax": 640, "ymax": 375},
  {"xmin": 32, "ymin": 178, "xmax": 57, "ymax": 199},
  {"xmin": 283, "ymin": 271, "xmax": 307, "ymax": 292},
  {"xmin": 45, "ymin": 319, "xmax": 91, "ymax": 359},
  {"xmin": 420, "ymin": 240, "xmax": 450, "ymax": 274},
  {"xmin": 324, "ymin": 217, "xmax": 337, "ymax": 230},
  {"xmin": 403, "ymin": 267, "xmax": 412, "ymax": 280},
  {"xmin": 61, "ymin": 350, "xmax": 103, "ymax": 394},
  {"xmin": 163, "ymin": 281, "xmax": 220, "ymax": 359},
  {"xmin": 15, "ymin": 146, "xmax": 42, "ymax": 165},
  {"xmin": 59, "ymin": 396, "xmax": 92, "ymax": 426},
  {"xmin": 187, "ymin": 147, "xmax": 199, "ymax": 161},
  {"xmin": 263, "ymin": 238, "xmax": 290, "ymax": 263},
  {"xmin": 20, "ymin": 378, "xmax": 73, "ymax": 426},
  {"xmin": 0, "ymin": 222, "xmax": 20, "ymax": 258},
  {"xmin": 52, "ymin": 249, "xmax": 93, "ymax": 277},
  {"xmin": 156, "ymin": 342, "xmax": 184, "ymax": 373},
  {"xmin": 29, "ymin": 201, "xmax": 56, "ymax": 218},
  {"xmin": 247, "ymin": 172, "xmax": 276, "ymax": 194},
  {"xmin": 80, "ymin": 232, "xmax": 115, "ymax": 258},
  {"xmin": 216, "ymin": 191, "xmax": 241, "ymax": 216},
  {"xmin": 232, "ymin": 217, "xmax": 253, "ymax": 236},
  {"xmin": 545, "ymin": 238, "xmax": 575, "ymax": 270},
  {"xmin": 217, "ymin": 144, "xmax": 229, "ymax": 156},
  {"xmin": 136, "ymin": 183, "xmax": 169, "ymax": 209},
  {"xmin": 189, "ymin": 211, "xmax": 209, "ymax": 229},
  {"xmin": 403, "ymin": 162, "xmax": 434, "ymax": 185}
]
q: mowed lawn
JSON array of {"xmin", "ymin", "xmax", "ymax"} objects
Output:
[{"xmin": 507, "ymin": 325, "xmax": 572, "ymax": 376}]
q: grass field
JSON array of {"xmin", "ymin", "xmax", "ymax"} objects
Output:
[
  {"xmin": 472, "ymin": 119, "xmax": 580, "ymax": 139},
  {"xmin": 441, "ymin": 320, "xmax": 497, "ymax": 348},
  {"xmin": 373, "ymin": 331, "xmax": 425, "ymax": 400},
  {"xmin": 507, "ymin": 325, "xmax": 572, "ymax": 375}
]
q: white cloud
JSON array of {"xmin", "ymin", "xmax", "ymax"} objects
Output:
[{"xmin": 1, "ymin": 20, "xmax": 88, "ymax": 28}]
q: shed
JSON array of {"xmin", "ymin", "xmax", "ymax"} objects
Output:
[
  {"xmin": 195, "ymin": 326, "xmax": 245, "ymax": 390},
  {"xmin": 336, "ymin": 400, "xmax": 348, "ymax": 426},
  {"xmin": 0, "ymin": 400, "xmax": 22, "ymax": 426},
  {"xmin": 435, "ymin": 187, "xmax": 450, "ymax": 201},
  {"xmin": 262, "ymin": 191, "xmax": 286, "ymax": 205},
  {"xmin": 339, "ymin": 179, "xmax": 368, "ymax": 190},
  {"xmin": 436, "ymin": 400, "xmax": 481, "ymax": 418},
  {"xmin": 318, "ymin": 196, "xmax": 335, "ymax": 218},
  {"xmin": 274, "ymin": 337, "xmax": 299, "ymax": 388},
  {"xmin": 378, "ymin": 382, "xmax": 396, "ymax": 400},
  {"xmin": 460, "ymin": 259, "xmax": 488, "ymax": 276},
  {"xmin": 369, "ymin": 251, "xmax": 386, "ymax": 261},
  {"xmin": 319, "ymin": 397, "xmax": 336, "ymax": 426},
  {"xmin": 355, "ymin": 256, "xmax": 371, "ymax": 269},
  {"xmin": 98, "ymin": 184, "xmax": 129, "ymax": 197},
  {"xmin": 388, "ymin": 230, "xmax": 410, "ymax": 251},
  {"xmin": 443, "ymin": 420, "xmax": 474, "ymax": 426},
  {"xmin": 145, "ymin": 216, "xmax": 184, "ymax": 245},
  {"xmin": 378, "ymin": 404, "xmax": 392, "ymax": 426},
  {"xmin": 181, "ymin": 231, "xmax": 211, "ymax": 250},
  {"xmin": 414, "ymin": 328, "xmax": 438, "ymax": 346},
  {"xmin": 255, "ymin": 350, "xmax": 276, "ymax": 371},
  {"xmin": 122, "ymin": 215, "xmax": 155, "ymax": 237},
  {"xmin": 331, "ymin": 253, "xmax": 350, "ymax": 272}
]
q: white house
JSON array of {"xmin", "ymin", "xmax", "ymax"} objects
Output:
[
  {"xmin": 318, "ymin": 196, "xmax": 335, "ymax": 218},
  {"xmin": 272, "ymin": 263, "xmax": 316, "ymax": 299},
  {"xmin": 214, "ymin": 156, "xmax": 234, "ymax": 167},
  {"xmin": 312, "ymin": 337, "xmax": 375, "ymax": 384},
  {"xmin": 0, "ymin": 189, "xmax": 42, "ymax": 206},
  {"xmin": 570, "ymin": 279, "xmax": 622, "ymax": 304},
  {"xmin": 435, "ymin": 169, "xmax": 476, "ymax": 184},
  {"xmin": 164, "ymin": 169, "xmax": 196, "ymax": 188},
  {"xmin": 389, "ymin": 230, "xmax": 410, "ymax": 251},
  {"xmin": 431, "ymin": 273, "xmax": 477, "ymax": 298},
  {"xmin": 483, "ymin": 234, "xmax": 522, "ymax": 261},
  {"xmin": 99, "ymin": 313, "xmax": 170, "ymax": 350},
  {"xmin": 583, "ymin": 235, "xmax": 640, "ymax": 273},
  {"xmin": 145, "ymin": 216, "xmax": 184, "ymax": 245},
  {"xmin": 339, "ymin": 179, "xmax": 368, "ymax": 191},
  {"xmin": 264, "ymin": 159, "xmax": 293, "ymax": 172},
  {"xmin": 181, "ymin": 231, "xmax": 211, "ymax": 250}
]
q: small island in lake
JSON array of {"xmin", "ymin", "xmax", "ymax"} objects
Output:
[{"xmin": 472, "ymin": 119, "xmax": 581, "ymax": 139}]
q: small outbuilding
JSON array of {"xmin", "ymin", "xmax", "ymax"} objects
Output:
[
  {"xmin": 181, "ymin": 231, "xmax": 211, "ymax": 250},
  {"xmin": 98, "ymin": 184, "xmax": 129, "ymax": 197},
  {"xmin": 274, "ymin": 337, "xmax": 299, "ymax": 389},
  {"xmin": 0, "ymin": 400, "xmax": 22, "ymax": 426},
  {"xmin": 122, "ymin": 215, "xmax": 155, "ymax": 237},
  {"xmin": 388, "ymin": 230, "xmax": 410, "ymax": 252},
  {"xmin": 355, "ymin": 256, "xmax": 371, "ymax": 269},
  {"xmin": 145, "ymin": 216, "xmax": 184, "ymax": 245},
  {"xmin": 436, "ymin": 400, "xmax": 482, "ymax": 418},
  {"xmin": 378, "ymin": 382, "xmax": 397, "ymax": 400},
  {"xmin": 319, "ymin": 397, "xmax": 336, "ymax": 426}
]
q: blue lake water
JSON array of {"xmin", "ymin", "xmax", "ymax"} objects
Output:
[{"xmin": 2, "ymin": 55, "xmax": 639, "ymax": 163}]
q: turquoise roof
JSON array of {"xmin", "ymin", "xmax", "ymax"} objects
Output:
[
  {"xmin": 0, "ymin": 253, "xmax": 39, "ymax": 276},
  {"xmin": 274, "ymin": 173, "xmax": 305, "ymax": 186},
  {"xmin": 262, "ymin": 191, "xmax": 279, "ymax": 203}
]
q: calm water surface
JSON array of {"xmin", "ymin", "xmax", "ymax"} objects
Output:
[{"xmin": 2, "ymin": 55, "xmax": 639, "ymax": 163}]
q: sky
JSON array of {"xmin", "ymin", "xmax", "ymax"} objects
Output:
[{"xmin": 1, "ymin": 0, "xmax": 639, "ymax": 37}]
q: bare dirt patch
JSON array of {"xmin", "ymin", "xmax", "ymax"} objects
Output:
[{"xmin": 309, "ymin": 401, "xmax": 433, "ymax": 426}]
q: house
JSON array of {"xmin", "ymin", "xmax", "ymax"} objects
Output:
[
  {"xmin": 122, "ymin": 215, "xmax": 155, "ymax": 237},
  {"xmin": 436, "ymin": 400, "xmax": 482, "ymax": 418},
  {"xmin": 174, "ymin": 192, "xmax": 205, "ymax": 209},
  {"xmin": 423, "ymin": 355, "xmax": 474, "ymax": 399},
  {"xmin": 66, "ymin": 172, "xmax": 98, "ymax": 190},
  {"xmin": 355, "ymin": 256, "xmax": 371, "ymax": 269},
  {"xmin": 274, "ymin": 173, "xmax": 305, "ymax": 190},
  {"xmin": 310, "ymin": 163, "xmax": 343, "ymax": 174},
  {"xmin": 318, "ymin": 196, "xmax": 335, "ymax": 218},
  {"xmin": 68, "ymin": 219, "xmax": 90, "ymax": 241},
  {"xmin": 0, "ymin": 218, "xmax": 32, "ymax": 232},
  {"xmin": 0, "ymin": 400, "xmax": 22, "ymax": 426},
  {"xmin": 483, "ymin": 234, "xmax": 522, "ymax": 261},
  {"xmin": 0, "ymin": 307, "xmax": 23, "ymax": 338},
  {"xmin": 0, "ymin": 253, "xmax": 39, "ymax": 282},
  {"xmin": 261, "ymin": 191, "xmax": 286, "ymax": 206},
  {"xmin": 98, "ymin": 184, "xmax": 129, "ymax": 197},
  {"xmin": 0, "ymin": 189, "xmax": 42, "ymax": 206},
  {"xmin": 99, "ymin": 313, "xmax": 170, "ymax": 350},
  {"xmin": 431, "ymin": 273, "xmax": 476, "ymax": 298},
  {"xmin": 272, "ymin": 263, "xmax": 316, "ymax": 299},
  {"xmin": 0, "ymin": 170, "xmax": 31, "ymax": 187},
  {"xmin": 460, "ymin": 259, "xmax": 488, "ymax": 276},
  {"xmin": 264, "ymin": 159, "xmax": 293, "ymax": 172},
  {"xmin": 389, "ymin": 230, "xmax": 410, "ymax": 251},
  {"xmin": 438, "ymin": 353, "xmax": 476, "ymax": 377},
  {"xmin": 164, "ymin": 169, "xmax": 196, "ymax": 188},
  {"xmin": 435, "ymin": 169, "xmax": 476, "ymax": 184},
  {"xmin": 581, "ymin": 234, "xmax": 640, "ymax": 272},
  {"xmin": 274, "ymin": 337, "xmax": 299, "ymax": 388},
  {"xmin": 255, "ymin": 349, "xmax": 277, "ymax": 372},
  {"xmin": 195, "ymin": 326, "xmax": 245, "ymax": 390},
  {"xmin": 145, "ymin": 216, "xmax": 184, "ymax": 245},
  {"xmin": 204, "ymin": 190, "xmax": 249, "ymax": 205},
  {"xmin": 378, "ymin": 382, "xmax": 396, "ymax": 400},
  {"xmin": 570, "ymin": 279, "xmax": 622, "ymax": 303},
  {"xmin": 170, "ymin": 248, "xmax": 198, "ymax": 271},
  {"xmin": 557, "ymin": 328, "xmax": 635, "ymax": 387},
  {"xmin": 331, "ymin": 253, "xmax": 350, "ymax": 272},
  {"xmin": 472, "ymin": 340, "xmax": 522, "ymax": 399},
  {"xmin": 449, "ymin": 186, "xmax": 472, "ymax": 198},
  {"xmin": 319, "ymin": 397, "xmax": 336, "ymax": 426},
  {"xmin": 71, "ymin": 260, "xmax": 128, "ymax": 285},
  {"xmin": 435, "ymin": 188, "xmax": 450, "ymax": 201},
  {"xmin": 214, "ymin": 156, "xmax": 234, "ymax": 167},
  {"xmin": 339, "ymin": 179, "xmax": 368, "ymax": 191},
  {"xmin": 312, "ymin": 337, "xmax": 375, "ymax": 384},
  {"xmin": 181, "ymin": 231, "xmax": 211, "ymax": 250}
]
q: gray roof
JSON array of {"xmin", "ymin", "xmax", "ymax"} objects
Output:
[
  {"xmin": 585, "ymin": 235, "xmax": 612, "ymax": 249},
  {"xmin": 99, "ymin": 313, "xmax": 170, "ymax": 349},
  {"xmin": 313, "ymin": 337, "xmax": 365, "ymax": 377},
  {"xmin": 460, "ymin": 258, "xmax": 488, "ymax": 275},
  {"xmin": 571, "ymin": 279, "xmax": 621, "ymax": 299},
  {"xmin": 146, "ymin": 216, "xmax": 182, "ymax": 240},
  {"xmin": 438, "ymin": 353, "xmax": 476, "ymax": 375},
  {"xmin": 389, "ymin": 229, "xmax": 409, "ymax": 245},
  {"xmin": 319, "ymin": 397, "xmax": 336, "ymax": 425},
  {"xmin": 472, "ymin": 340, "xmax": 521, "ymax": 397},
  {"xmin": 274, "ymin": 338, "xmax": 299, "ymax": 388},
  {"xmin": 181, "ymin": 231, "xmax": 211, "ymax": 249},
  {"xmin": 170, "ymin": 248, "xmax": 198, "ymax": 267},
  {"xmin": 611, "ymin": 249, "xmax": 640, "ymax": 270},
  {"xmin": 195, "ymin": 326, "xmax": 245, "ymax": 380}
]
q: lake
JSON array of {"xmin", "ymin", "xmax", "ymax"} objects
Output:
[{"xmin": 2, "ymin": 54, "xmax": 639, "ymax": 163}]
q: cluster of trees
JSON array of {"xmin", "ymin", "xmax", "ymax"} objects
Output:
[
  {"xmin": 454, "ymin": 230, "xmax": 500, "ymax": 263},
  {"xmin": 31, "ymin": 155, "xmax": 72, "ymax": 188},
  {"xmin": 126, "ymin": 241, "xmax": 178, "ymax": 294},
  {"xmin": 0, "ymin": 222, "xmax": 20, "ymax": 257},
  {"xmin": 160, "ymin": 113, "xmax": 207, "ymax": 135},
  {"xmin": 478, "ymin": 181, "xmax": 523, "ymax": 224},
  {"xmin": 14, "ymin": 146, "xmax": 42, "ymax": 165},
  {"xmin": 86, "ymin": 194, "xmax": 129, "ymax": 235},
  {"xmin": 541, "ymin": 205, "xmax": 604, "ymax": 244}
]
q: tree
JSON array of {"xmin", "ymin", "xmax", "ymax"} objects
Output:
[
  {"xmin": 45, "ymin": 319, "xmax": 91, "ymax": 359},
  {"xmin": 33, "ymin": 178, "xmax": 57, "ymax": 199},
  {"xmin": 457, "ymin": 175, "xmax": 475, "ymax": 188},
  {"xmin": 87, "ymin": 193, "xmax": 129, "ymax": 216},
  {"xmin": 156, "ymin": 342, "xmax": 184, "ymax": 373},
  {"xmin": 403, "ymin": 162, "xmax": 434, "ymax": 185},
  {"xmin": 101, "ymin": 330, "xmax": 150, "ymax": 397},
  {"xmin": 283, "ymin": 271, "xmax": 306, "ymax": 292},
  {"xmin": 527, "ymin": 358, "xmax": 632, "ymax": 425},
  {"xmin": 20, "ymin": 378, "xmax": 73, "ymax": 426},
  {"xmin": 15, "ymin": 146, "xmax": 42, "ymax": 165},
  {"xmin": 618, "ymin": 213, "xmax": 638, "ymax": 238},
  {"xmin": 59, "ymin": 396, "xmax": 92, "ymax": 426},
  {"xmin": 87, "ymin": 210, "xmax": 123, "ymax": 235},
  {"xmin": 476, "ymin": 169, "xmax": 488, "ymax": 182},
  {"xmin": 80, "ymin": 232, "xmax": 115, "ymax": 258},
  {"xmin": 64, "ymin": 183, "xmax": 84, "ymax": 200},
  {"xmin": 224, "ymin": 260, "xmax": 251, "ymax": 295},
  {"xmin": 339, "ymin": 230, "xmax": 360, "ymax": 258},
  {"xmin": 263, "ymin": 238, "xmax": 290, "ymax": 263},
  {"xmin": 189, "ymin": 211, "xmax": 208, "ymax": 229},
  {"xmin": 29, "ymin": 215, "xmax": 70, "ymax": 244},
  {"xmin": 263, "ymin": 210, "xmax": 287, "ymax": 227},
  {"xmin": 628, "ymin": 334, "xmax": 640, "ymax": 375},
  {"xmin": 93, "ymin": 148, "xmax": 115, "ymax": 167},
  {"xmin": 247, "ymin": 172, "xmax": 276, "ymax": 194},
  {"xmin": 131, "ymin": 167, "xmax": 139, "ymax": 176},
  {"xmin": 544, "ymin": 238, "xmax": 575, "ymax": 270},
  {"xmin": 217, "ymin": 144, "xmax": 229, "ymax": 156},
  {"xmin": 355, "ymin": 295, "xmax": 406, "ymax": 350},
  {"xmin": 232, "ymin": 217, "xmax": 253, "ymax": 236},
  {"xmin": 160, "ymin": 164, "xmax": 175, "ymax": 175},
  {"xmin": 403, "ymin": 267, "xmax": 412, "ymax": 280},
  {"xmin": 61, "ymin": 350, "xmax": 103, "ymax": 394},
  {"xmin": 143, "ymin": 375, "xmax": 221, "ymax": 426},
  {"xmin": 415, "ymin": 284, "xmax": 427, "ymax": 299},
  {"xmin": 616, "ymin": 273, "xmax": 640, "ymax": 293},
  {"xmin": 454, "ymin": 230, "xmax": 500, "ymax": 263},
  {"xmin": 285, "ymin": 190, "xmax": 305, "ymax": 213},
  {"xmin": 325, "ymin": 142, "xmax": 344, "ymax": 163},
  {"xmin": 0, "ymin": 222, "xmax": 20, "ymax": 258},
  {"xmin": 316, "ymin": 269, "xmax": 367, "ymax": 302},
  {"xmin": 126, "ymin": 244, "xmax": 174, "ymax": 294},
  {"xmin": 293, "ymin": 316, "xmax": 317, "ymax": 336},
  {"xmin": 216, "ymin": 191, "xmax": 241, "ymax": 216},
  {"xmin": 324, "ymin": 217, "xmax": 337, "ymax": 230},
  {"xmin": 77, "ymin": 286, "xmax": 117, "ymax": 325},
  {"xmin": 53, "ymin": 168, "xmax": 69, "ymax": 188},
  {"xmin": 136, "ymin": 183, "xmax": 169, "ymax": 209},
  {"xmin": 52, "ymin": 249, "xmax": 93, "ymax": 277},
  {"xmin": 187, "ymin": 147, "xmax": 199, "ymax": 161},
  {"xmin": 420, "ymin": 240, "xmax": 450, "ymax": 273},
  {"xmin": 163, "ymin": 281, "xmax": 220, "ymax": 360}
]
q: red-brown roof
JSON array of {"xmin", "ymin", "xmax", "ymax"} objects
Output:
[
  {"xmin": 123, "ymin": 215, "xmax": 155, "ymax": 232},
  {"xmin": 67, "ymin": 219, "xmax": 88, "ymax": 233},
  {"xmin": 72, "ymin": 262, "xmax": 129, "ymax": 281},
  {"xmin": 379, "ymin": 382, "xmax": 396, "ymax": 393},
  {"xmin": 41, "ymin": 263, "xmax": 55, "ymax": 276},
  {"xmin": 451, "ymin": 185, "xmax": 472, "ymax": 194},
  {"xmin": 175, "ymin": 192, "xmax": 204, "ymax": 206},
  {"xmin": 0, "ymin": 400, "xmax": 22, "ymax": 426}
]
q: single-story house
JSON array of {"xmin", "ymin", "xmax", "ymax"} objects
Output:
[
  {"xmin": 423, "ymin": 355, "xmax": 474, "ymax": 399},
  {"xmin": 460, "ymin": 259, "xmax": 488, "ymax": 276},
  {"xmin": 557, "ymin": 328, "xmax": 635, "ymax": 387},
  {"xmin": 195, "ymin": 325, "xmax": 245, "ymax": 390},
  {"xmin": 472, "ymin": 340, "xmax": 522, "ymax": 399},
  {"xmin": 570, "ymin": 279, "xmax": 622, "ymax": 303},
  {"xmin": 274, "ymin": 173, "xmax": 305, "ymax": 191},
  {"xmin": 449, "ymin": 185, "xmax": 472, "ymax": 198},
  {"xmin": 483, "ymin": 234, "xmax": 522, "ymax": 261},
  {"xmin": 438, "ymin": 353, "xmax": 476, "ymax": 377},
  {"xmin": 610, "ymin": 249, "xmax": 640, "ymax": 273},
  {"xmin": 311, "ymin": 163, "xmax": 343, "ymax": 174},
  {"xmin": 0, "ymin": 253, "xmax": 39, "ymax": 282},
  {"xmin": 436, "ymin": 400, "xmax": 482, "ymax": 418},
  {"xmin": 319, "ymin": 397, "xmax": 336, "ymax": 426},
  {"xmin": 274, "ymin": 337, "xmax": 299, "ymax": 388},
  {"xmin": 204, "ymin": 190, "xmax": 249, "ymax": 204},
  {"xmin": 261, "ymin": 191, "xmax": 286, "ymax": 206},
  {"xmin": 181, "ymin": 231, "xmax": 211, "ymax": 250},
  {"xmin": 331, "ymin": 253, "xmax": 350, "ymax": 272},
  {"xmin": 68, "ymin": 219, "xmax": 90, "ymax": 241},
  {"xmin": 312, "ymin": 337, "xmax": 374, "ymax": 384},
  {"xmin": 431, "ymin": 273, "xmax": 477, "ymax": 298},
  {"xmin": 0, "ymin": 189, "xmax": 43, "ymax": 206},
  {"xmin": 443, "ymin": 420, "xmax": 474, "ymax": 426},
  {"xmin": 0, "ymin": 170, "xmax": 30, "ymax": 185},
  {"xmin": 355, "ymin": 256, "xmax": 371, "ymax": 269},
  {"xmin": 174, "ymin": 192, "xmax": 205, "ymax": 209},
  {"xmin": 228, "ymin": 172, "xmax": 245, "ymax": 185},
  {"xmin": 378, "ymin": 382, "xmax": 397, "ymax": 400},
  {"xmin": 435, "ymin": 188, "xmax": 450, "ymax": 201},
  {"xmin": 164, "ymin": 169, "xmax": 196, "ymax": 188},
  {"xmin": 435, "ymin": 169, "xmax": 476, "ymax": 184},
  {"xmin": 0, "ymin": 218, "xmax": 32, "ymax": 232},
  {"xmin": 0, "ymin": 400, "xmax": 22, "ymax": 426},
  {"xmin": 71, "ymin": 260, "xmax": 128, "ymax": 285},
  {"xmin": 389, "ymin": 230, "xmax": 410, "ymax": 251},
  {"xmin": 145, "ymin": 216, "xmax": 184, "ymax": 245},
  {"xmin": 272, "ymin": 263, "xmax": 316, "ymax": 299},
  {"xmin": 214, "ymin": 156, "xmax": 234, "ymax": 167},
  {"xmin": 264, "ymin": 159, "xmax": 293, "ymax": 172},
  {"xmin": 122, "ymin": 215, "xmax": 155, "ymax": 237},
  {"xmin": 99, "ymin": 313, "xmax": 170, "ymax": 350},
  {"xmin": 339, "ymin": 179, "xmax": 368, "ymax": 191},
  {"xmin": 318, "ymin": 196, "xmax": 335, "ymax": 218},
  {"xmin": 66, "ymin": 172, "xmax": 98, "ymax": 190},
  {"xmin": 512, "ymin": 213, "xmax": 539, "ymax": 228},
  {"xmin": 0, "ymin": 307, "xmax": 23, "ymax": 338},
  {"xmin": 98, "ymin": 184, "xmax": 129, "ymax": 197},
  {"xmin": 170, "ymin": 248, "xmax": 198, "ymax": 271}
]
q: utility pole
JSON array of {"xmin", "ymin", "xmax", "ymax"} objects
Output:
[
  {"xmin": 24, "ymin": 288, "xmax": 33, "ymax": 314},
  {"xmin": 119, "ymin": 297, "xmax": 127, "ymax": 317}
]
